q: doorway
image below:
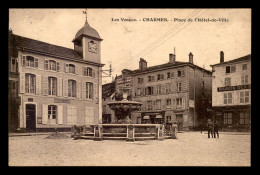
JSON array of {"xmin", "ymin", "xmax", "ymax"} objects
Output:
[
  {"xmin": 176, "ymin": 114, "xmax": 183, "ymax": 131},
  {"xmin": 26, "ymin": 104, "xmax": 36, "ymax": 132}
]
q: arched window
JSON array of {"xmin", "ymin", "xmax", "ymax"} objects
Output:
[
  {"xmin": 68, "ymin": 80, "xmax": 76, "ymax": 97},
  {"xmin": 25, "ymin": 73, "xmax": 36, "ymax": 94},
  {"xmin": 86, "ymin": 82, "xmax": 93, "ymax": 99},
  {"xmin": 48, "ymin": 77, "xmax": 57, "ymax": 96},
  {"xmin": 48, "ymin": 105, "xmax": 57, "ymax": 119}
]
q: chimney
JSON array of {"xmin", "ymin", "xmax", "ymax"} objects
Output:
[
  {"xmin": 220, "ymin": 51, "xmax": 224, "ymax": 63},
  {"xmin": 189, "ymin": 52, "xmax": 193, "ymax": 64},
  {"xmin": 139, "ymin": 58, "xmax": 147, "ymax": 70},
  {"xmin": 169, "ymin": 53, "xmax": 176, "ymax": 63}
]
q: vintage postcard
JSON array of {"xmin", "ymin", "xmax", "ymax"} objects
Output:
[{"xmin": 8, "ymin": 8, "xmax": 251, "ymax": 166}]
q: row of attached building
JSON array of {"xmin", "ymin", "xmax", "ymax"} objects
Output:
[
  {"xmin": 8, "ymin": 17, "xmax": 251, "ymax": 132},
  {"xmin": 102, "ymin": 52, "xmax": 251, "ymax": 132}
]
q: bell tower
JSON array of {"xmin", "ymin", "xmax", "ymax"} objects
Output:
[{"xmin": 72, "ymin": 10, "xmax": 103, "ymax": 63}]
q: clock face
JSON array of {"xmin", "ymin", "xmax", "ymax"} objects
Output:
[{"xmin": 88, "ymin": 42, "xmax": 97, "ymax": 53}]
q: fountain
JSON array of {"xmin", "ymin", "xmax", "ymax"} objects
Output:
[
  {"xmin": 107, "ymin": 85, "xmax": 142, "ymax": 124},
  {"xmin": 72, "ymin": 77, "xmax": 174, "ymax": 141}
]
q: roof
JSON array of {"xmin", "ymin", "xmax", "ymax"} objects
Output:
[
  {"xmin": 10, "ymin": 33, "xmax": 105, "ymax": 66},
  {"xmin": 123, "ymin": 61, "xmax": 211, "ymax": 75},
  {"xmin": 102, "ymin": 81, "xmax": 116, "ymax": 99},
  {"xmin": 12, "ymin": 34, "xmax": 82, "ymax": 60},
  {"xmin": 73, "ymin": 19, "xmax": 102, "ymax": 42},
  {"xmin": 210, "ymin": 54, "xmax": 251, "ymax": 67}
]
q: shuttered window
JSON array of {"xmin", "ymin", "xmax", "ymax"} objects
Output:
[
  {"xmin": 68, "ymin": 80, "xmax": 76, "ymax": 97},
  {"xmin": 176, "ymin": 98, "xmax": 182, "ymax": 109},
  {"xmin": 86, "ymin": 82, "xmax": 93, "ymax": 99},
  {"xmin": 25, "ymin": 74, "xmax": 36, "ymax": 94},
  {"xmin": 23, "ymin": 56, "xmax": 38, "ymax": 68},
  {"xmin": 48, "ymin": 77, "xmax": 57, "ymax": 96},
  {"xmin": 48, "ymin": 105, "xmax": 57, "ymax": 119}
]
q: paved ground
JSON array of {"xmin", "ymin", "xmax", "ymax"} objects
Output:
[{"xmin": 8, "ymin": 132, "xmax": 251, "ymax": 166}]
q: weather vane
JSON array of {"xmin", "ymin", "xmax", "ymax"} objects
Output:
[{"xmin": 83, "ymin": 9, "xmax": 87, "ymax": 19}]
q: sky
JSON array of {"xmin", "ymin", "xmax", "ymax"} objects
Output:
[{"xmin": 9, "ymin": 8, "xmax": 251, "ymax": 84}]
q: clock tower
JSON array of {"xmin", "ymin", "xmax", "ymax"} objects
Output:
[{"xmin": 72, "ymin": 16, "xmax": 102, "ymax": 63}]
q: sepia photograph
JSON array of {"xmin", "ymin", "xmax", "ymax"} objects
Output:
[{"xmin": 8, "ymin": 8, "xmax": 251, "ymax": 166}]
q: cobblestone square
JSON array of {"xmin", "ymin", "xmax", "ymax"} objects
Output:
[{"xmin": 8, "ymin": 132, "xmax": 250, "ymax": 166}]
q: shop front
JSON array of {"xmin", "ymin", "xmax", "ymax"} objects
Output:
[
  {"xmin": 213, "ymin": 105, "xmax": 251, "ymax": 132},
  {"xmin": 141, "ymin": 111, "xmax": 165, "ymax": 124}
]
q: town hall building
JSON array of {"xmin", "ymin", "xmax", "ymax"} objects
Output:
[{"xmin": 8, "ymin": 17, "xmax": 104, "ymax": 132}]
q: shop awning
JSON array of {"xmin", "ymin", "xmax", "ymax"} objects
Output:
[
  {"xmin": 143, "ymin": 116, "xmax": 150, "ymax": 119},
  {"xmin": 155, "ymin": 115, "xmax": 162, "ymax": 119}
]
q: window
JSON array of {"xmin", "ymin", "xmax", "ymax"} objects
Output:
[
  {"xmin": 23, "ymin": 56, "xmax": 38, "ymax": 68},
  {"xmin": 231, "ymin": 65, "xmax": 236, "ymax": 73},
  {"xmin": 166, "ymin": 99, "xmax": 171, "ymax": 109},
  {"xmin": 148, "ymin": 75, "xmax": 154, "ymax": 82},
  {"xmin": 65, "ymin": 64, "xmax": 75, "ymax": 74},
  {"xmin": 224, "ymin": 77, "xmax": 231, "ymax": 86},
  {"xmin": 157, "ymin": 74, "xmax": 164, "ymax": 80},
  {"xmin": 10, "ymin": 58, "xmax": 16, "ymax": 72},
  {"xmin": 86, "ymin": 82, "xmax": 93, "ymax": 99},
  {"xmin": 68, "ymin": 80, "xmax": 76, "ymax": 97},
  {"xmin": 69, "ymin": 64, "xmax": 75, "ymax": 74},
  {"xmin": 146, "ymin": 86, "xmax": 154, "ymax": 95},
  {"xmin": 138, "ymin": 78, "xmax": 143, "ymax": 83},
  {"xmin": 241, "ymin": 75, "xmax": 249, "ymax": 84},
  {"xmin": 240, "ymin": 112, "xmax": 250, "ymax": 125},
  {"xmin": 136, "ymin": 88, "xmax": 141, "ymax": 96},
  {"xmin": 49, "ymin": 60, "xmax": 56, "ymax": 71},
  {"xmin": 167, "ymin": 72, "xmax": 171, "ymax": 79},
  {"xmin": 224, "ymin": 113, "xmax": 232, "ymax": 125},
  {"xmin": 177, "ymin": 82, "xmax": 182, "ymax": 92},
  {"xmin": 224, "ymin": 92, "xmax": 232, "ymax": 104},
  {"xmin": 226, "ymin": 66, "xmax": 230, "ymax": 74},
  {"xmin": 156, "ymin": 85, "xmax": 162, "ymax": 94},
  {"xmin": 240, "ymin": 91, "xmax": 250, "ymax": 103},
  {"xmin": 171, "ymin": 72, "xmax": 174, "ymax": 78},
  {"xmin": 48, "ymin": 77, "xmax": 57, "ymax": 96},
  {"xmin": 161, "ymin": 74, "xmax": 164, "ymax": 80},
  {"xmin": 48, "ymin": 105, "xmax": 57, "ymax": 119},
  {"xmin": 156, "ymin": 100, "xmax": 161, "ymax": 110},
  {"xmin": 157, "ymin": 74, "xmax": 161, "ymax": 80},
  {"xmin": 242, "ymin": 64, "xmax": 247, "ymax": 70},
  {"xmin": 25, "ymin": 74, "xmax": 36, "ymax": 94},
  {"xmin": 45, "ymin": 60, "xmax": 60, "ymax": 71},
  {"xmin": 177, "ymin": 70, "xmax": 185, "ymax": 77},
  {"xmin": 166, "ymin": 83, "xmax": 171, "ymax": 93},
  {"xmin": 83, "ymin": 67, "xmax": 93, "ymax": 77},
  {"xmin": 147, "ymin": 101, "xmax": 153, "ymax": 110},
  {"xmin": 176, "ymin": 98, "xmax": 182, "ymax": 109}
]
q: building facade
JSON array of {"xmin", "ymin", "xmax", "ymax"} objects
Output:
[
  {"xmin": 115, "ymin": 53, "xmax": 212, "ymax": 131},
  {"xmin": 8, "ymin": 18, "xmax": 104, "ymax": 132},
  {"xmin": 102, "ymin": 81, "xmax": 115, "ymax": 124},
  {"xmin": 211, "ymin": 52, "xmax": 251, "ymax": 131}
]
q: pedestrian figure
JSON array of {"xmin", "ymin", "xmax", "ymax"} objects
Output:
[
  {"xmin": 207, "ymin": 119, "xmax": 213, "ymax": 138},
  {"xmin": 171, "ymin": 121, "xmax": 178, "ymax": 139},
  {"xmin": 213, "ymin": 121, "xmax": 219, "ymax": 138}
]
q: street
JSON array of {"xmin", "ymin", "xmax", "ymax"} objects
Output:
[{"xmin": 8, "ymin": 132, "xmax": 250, "ymax": 166}]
